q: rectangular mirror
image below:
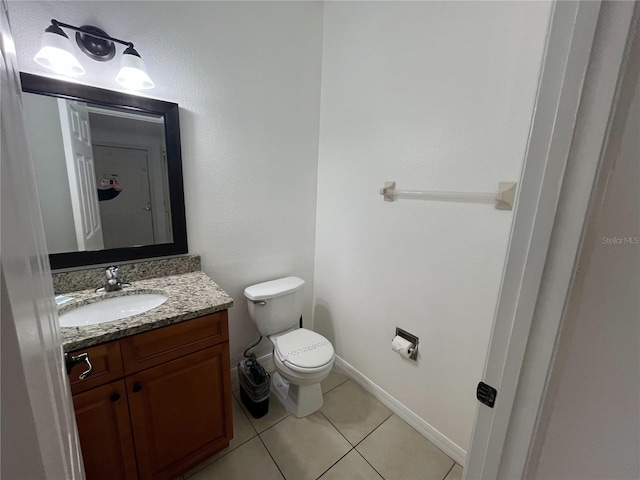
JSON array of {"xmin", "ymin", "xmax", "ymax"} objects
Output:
[{"xmin": 20, "ymin": 72, "xmax": 187, "ymax": 269}]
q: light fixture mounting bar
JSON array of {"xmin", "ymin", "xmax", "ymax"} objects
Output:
[
  {"xmin": 51, "ymin": 19, "xmax": 134, "ymax": 48},
  {"xmin": 36, "ymin": 19, "xmax": 155, "ymax": 89}
]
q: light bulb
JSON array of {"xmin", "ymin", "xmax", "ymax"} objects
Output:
[
  {"xmin": 34, "ymin": 28, "xmax": 85, "ymax": 77},
  {"xmin": 116, "ymin": 46, "xmax": 154, "ymax": 90}
]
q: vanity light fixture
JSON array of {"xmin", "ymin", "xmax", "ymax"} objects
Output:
[{"xmin": 34, "ymin": 19, "xmax": 154, "ymax": 90}]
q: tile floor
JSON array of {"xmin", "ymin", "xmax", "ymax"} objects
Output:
[{"xmin": 180, "ymin": 367, "xmax": 463, "ymax": 480}]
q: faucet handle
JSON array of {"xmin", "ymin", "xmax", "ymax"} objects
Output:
[{"xmin": 105, "ymin": 265, "xmax": 119, "ymax": 280}]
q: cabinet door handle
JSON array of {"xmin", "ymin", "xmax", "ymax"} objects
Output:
[
  {"xmin": 110, "ymin": 393, "xmax": 121, "ymax": 402},
  {"xmin": 64, "ymin": 352, "xmax": 93, "ymax": 380},
  {"xmin": 132, "ymin": 383, "xmax": 143, "ymax": 393}
]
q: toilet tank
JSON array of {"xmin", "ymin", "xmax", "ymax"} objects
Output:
[{"xmin": 244, "ymin": 277, "xmax": 305, "ymax": 336}]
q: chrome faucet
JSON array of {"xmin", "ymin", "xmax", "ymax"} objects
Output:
[{"xmin": 100, "ymin": 266, "xmax": 131, "ymax": 292}]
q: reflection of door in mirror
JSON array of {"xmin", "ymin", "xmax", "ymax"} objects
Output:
[
  {"xmin": 89, "ymin": 110, "xmax": 172, "ymax": 247},
  {"xmin": 23, "ymin": 92, "xmax": 172, "ymax": 254},
  {"xmin": 93, "ymin": 145, "xmax": 155, "ymax": 248},
  {"xmin": 22, "ymin": 92, "xmax": 105, "ymax": 254},
  {"xmin": 57, "ymin": 99, "xmax": 105, "ymax": 251}
]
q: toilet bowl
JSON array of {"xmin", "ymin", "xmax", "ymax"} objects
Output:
[{"xmin": 244, "ymin": 277, "xmax": 335, "ymax": 417}]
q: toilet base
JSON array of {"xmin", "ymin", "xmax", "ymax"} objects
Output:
[{"xmin": 271, "ymin": 371, "xmax": 323, "ymax": 417}]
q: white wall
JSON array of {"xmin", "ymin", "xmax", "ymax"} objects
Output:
[
  {"xmin": 533, "ymin": 70, "xmax": 640, "ymax": 480},
  {"xmin": 314, "ymin": 1, "xmax": 551, "ymax": 454},
  {"xmin": 9, "ymin": 1, "xmax": 324, "ymax": 362},
  {"xmin": 22, "ymin": 93, "xmax": 78, "ymax": 254}
]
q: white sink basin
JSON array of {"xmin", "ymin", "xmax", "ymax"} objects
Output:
[{"xmin": 59, "ymin": 293, "xmax": 168, "ymax": 327}]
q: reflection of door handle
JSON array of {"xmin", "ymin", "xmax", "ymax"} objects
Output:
[{"xmin": 144, "ymin": 206, "xmax": 151, "ymax": 211}]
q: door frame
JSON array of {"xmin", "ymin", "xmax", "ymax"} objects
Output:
[
  {"xmin": 1, "ymin": 1, "xmax": 84, "ymax": 477},
  {"xmin": 464, "ymin": 1, "xmax": 638, "ymax": 478}
]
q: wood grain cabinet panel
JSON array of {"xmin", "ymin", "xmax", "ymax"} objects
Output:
[
  {"xmin": 68, "ymin": 311, "xmax": 232, "ymax": 480},
  {"xmin": 72, "ymin": 380, "xmax": 137, "ymax": 480},
  {"xmin": 68, "ymin": 341, "xmax": 124, "ymax": 395},
  {"xmin": 126, "ymin": 344, "xmax": 232, "ymax": 480},
  {"xmin": 121, "ymin": 311, "xmax": 228, "ymax": 375}
]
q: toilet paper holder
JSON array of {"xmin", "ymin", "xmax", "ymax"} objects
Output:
[{"xmin": 394, "ymin": 327, "xmax": 419, "ymax": 361}]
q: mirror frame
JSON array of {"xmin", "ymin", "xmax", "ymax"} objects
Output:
[{"xmin": 20, "ymin": 72, "xmax": 188, "ymax": 270}]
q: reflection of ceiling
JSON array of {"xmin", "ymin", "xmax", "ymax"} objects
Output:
[
  {"xmin": 88, "ymin": 111, "xmax": 166, "ymax": 144},
  {"xmin": 87, "ymin": 105, "xmax": 164, "ymax": 124}
]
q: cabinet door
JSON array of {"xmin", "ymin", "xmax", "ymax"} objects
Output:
[
  {"xmin": 127, "ymin": 343, "xmax": 232, "ymax": 480},
  {"xmin": 73, "ymin": 380, "xmax": 137, "ymax": 480}
]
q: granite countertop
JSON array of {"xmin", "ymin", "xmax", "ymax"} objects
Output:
[{"xmin": 60, "ymin": 271, "xmax": 233, "ymax": 352}]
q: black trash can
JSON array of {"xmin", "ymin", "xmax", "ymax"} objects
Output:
[{"xmin": 238, "ymin": 355, "xmax": 271, "ymax": 418}]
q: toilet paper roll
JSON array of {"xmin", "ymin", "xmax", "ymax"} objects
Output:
[{"xmin": 392, "ymin": 335, "xmax": 415, "ymax": 358}]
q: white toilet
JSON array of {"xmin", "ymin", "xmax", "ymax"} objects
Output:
[{"xmin": 244, "ymin": 276, "xmax": 335, "ymax": 417}]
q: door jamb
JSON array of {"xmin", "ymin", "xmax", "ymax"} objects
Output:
[{"xmin": 464, "ymin": 1, "xmax": 604, "ymax": 478}]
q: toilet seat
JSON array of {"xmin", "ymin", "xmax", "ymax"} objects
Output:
[{"xmin": 273, "ymin": 329, "xmax": 334, "ymax": 373}]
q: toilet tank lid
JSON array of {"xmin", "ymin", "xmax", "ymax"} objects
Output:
[{"xmin": 244, "ymin": 276, "xmax": 305, "ymax": 301}]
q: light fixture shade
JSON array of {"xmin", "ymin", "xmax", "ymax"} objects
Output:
[
  {"xmin": 116, "ymin": 47, "xmax": 154, "ymax": 90},
  {"xmin": 34, "ymin": 29, "xmax": 85, "ymax": 77}
]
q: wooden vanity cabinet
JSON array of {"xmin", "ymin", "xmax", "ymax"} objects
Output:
[
  {"xmin": 72, "ymin": 380, "xmax": 138, "ymax": 480},
  {"xmin": 127, "ymin": 344, "xmax": 231, "ymax": 479},
  {"xmin": 67, "ymin": 311, "xmax": 232, "ymax": 480}
]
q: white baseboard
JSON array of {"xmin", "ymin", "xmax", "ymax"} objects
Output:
[
  {"xmin": 229, "ymin": 353, "xmax": 466, "ymax": 465},
  {"xmin": 334, "ymin": 355, "xmax": 467, "ymax": 466}
]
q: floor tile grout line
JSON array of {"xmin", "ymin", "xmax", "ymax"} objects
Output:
[
  {"xmin": 317, "ymin": 404, "xmax": 392, "ymax": 480},
  {"xmin": 234, "ymin": 397, "xmax": 260, "ymax": 437},
  {"xmin": 318, "ymin": 405, "xmax": 391, "ymax": 450},
  {"xmin": 442, "ymin": 462, "xmax": 455, "ymax": 480},
  {"xmin": 257, "ymin": 433, "xmax": 288, "ymax": 480},
  {"xmin": 313, "ymin": 447, "xmax": 355, "ymax": 480},
  {"xmin": 355, "ymin": 414, "xmax": 456, "ymax": 480},
  {"xmin": 238, "ymin": 370, "xmax": 389, "ymax": 479},
  {"xmin": 236, "ymin": 395, "xmax": 259, "ymax": 430},
  {"xmin": 318, "ymin": 410, "xmax": 356, "ymax": 447},
  {"xmin": 321, "ymin": 375, "xmax": 349, "ymax": 395},
  {"xmin": 192, "ymin": 374, "xmax": 455, "ymax": 480},
  {"xmin": 329, "ymin": 375, "xmax": 454, "ymax": 465},
  {"xmin": 183, "ymin": 430, "xmax": 260, "ymax": 478},
  {"xmin": 350, "ymin": 410, "xmax": 394, "ymax": 449},
  {"xmin": 252, "ymin": 377, "xmax": 351, "ymax": 479},
  {"xmin": 351, "ymin": 413, "xmax": 395, "ymax": 477},
  {"xmin": 240, "ymin": 367, "xmax": 348, "ymax": 436},
  {"xmin": 255, "ymin": 408, "xmax": 354, "ymax": 479},
  {"xmin": 189, "ymin": 373, "xmax": 402, "ymax": 480},
  {"xmin": 234, "ymin": 391, "xmax": 292, "ymax": 436},
  {"xmin": 254, "ymin": 392, "xmax": 354, "ymax": 479},
  {"xmin": 254, "ymin": 410, "xmax": 292, "ymax": 435},
  {"xmin": 324, "ymin": 372, "xmax": 455, "ymax": 473},
  {"xmin": 185, "ymin": 396, "xmax": 262, "ymax": 476},
  {"xmin": 320, "ymin": 377, "xmax": 392, "ymax": 448},
  {"xmin": 351, "ymin": 447, "xmax": 386, "ymax": 480}
]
